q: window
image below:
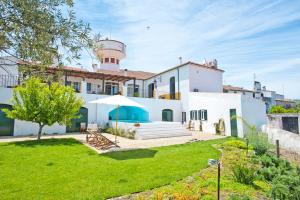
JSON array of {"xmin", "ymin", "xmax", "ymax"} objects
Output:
[
  {"xmin": 190, "ymin": 110, "xmax": 207, "ymax": 120},
  {"xmin": 73, "ymin": 82, "xmax": 81, "ymax": 93},
  {"xmin": 134, "ymin": 85, "xmax": 139, "ymax": 93},
  {"xmin": 169, "ymin": 76, "xmax": 175, "ymax": 99},
  {"xmin": 100, "ymin": 58, "xmax": 103, "ymax": 64},
  {"xmin": 105, "ymin": 82, "xmax": 119, "ymax": 95},
  {"xmin": 66, "ymin": 81, "xmax": 71, "ymax": 86},
  {"xmin": 198, "ymin": 110, "xmax": 208, "ymax": 121},
  {"xmin": 189, "ymin": 110, "xmax": 198, "ymax": 120},
  {"xmin": 105, "ymin": 58, "xmax": 109, "ymax": 63},
  {"xmin": 116, "ymin": 59, "xmax": 119, "ymax": 64},
  {"xmin": 162, "ymin": 109, "xmax": 173, "ymax": 122},
  {"xmin": 111, "ymin": 58, "xmax": 115, "ymax": 63},
  {"xmin": 148, "ymin": 83, "xmax": 154, "ymax": 98},
  {"xmin": 86, "ymin": 83, "xmax": 91, "ymax": 93}
]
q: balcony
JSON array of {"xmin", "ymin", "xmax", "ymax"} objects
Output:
[{"xmin": 159, "ymin": 92, "xmax": 181, "ymax": 100}]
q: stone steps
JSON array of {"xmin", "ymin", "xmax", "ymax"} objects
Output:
[{"xmin": 135, "ymin": 122, "xmax": 191, "ymax": 139}]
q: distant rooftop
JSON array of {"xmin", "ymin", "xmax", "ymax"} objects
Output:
[{"xmin": 223, "ymin": 85, "xmax": 254, "ymax": 93}]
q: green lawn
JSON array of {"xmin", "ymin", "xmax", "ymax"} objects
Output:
[{"xmin": 0, "ymin": 138, "xmax": 227, "ymax": 200}]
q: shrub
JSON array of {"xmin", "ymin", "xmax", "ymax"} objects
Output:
[
  {"xmin": 269, "ymin": 105, "xmax": 298, "ymax": 114},
  {"xmin": 105, "ymin": 127, "xmax": 136, "ymax": 139},
  {"xmin": 245, "ymin": 130, "xmax": 270, "ymax": 155},
  {"xmin": 223, "ymin": 140, "xmax": 248, "ymax": 149},
  {"xmin": 232, "ymin": 165, "xmax": 256, "ymax": 185},
  {"xmin": 253, "ymin": 180, "xmax": 271, "ymax": 192},
  {"xmin": 233, "ymin": 116, "xmax": 270, "ymax": 155},
  {"xmin": 270, "ymin": 183, "xmax": 290, "ymax": 200}
]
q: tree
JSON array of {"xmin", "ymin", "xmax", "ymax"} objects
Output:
[
  {"xmin": 0, "ymin": 0, "xmax": 92, "ymax": 81},
  {"xmin": 269, "ymin": 105, "xmax": 298, "ymax": 114},
  {"xmin": 2, "ymin": 77, "xmax": 84, "ymax": 140}
]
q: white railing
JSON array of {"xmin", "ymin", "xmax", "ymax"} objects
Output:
[{"xmin": 0, "ymin": 75, "xmax": 19, "ymax": 88}]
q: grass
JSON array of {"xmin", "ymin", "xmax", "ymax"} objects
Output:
[
  {"xmin": 133, "ymin": 140, "xmax": 269, "ymax": 200},
  {"xmin": 0, "ymin": 137, "xmax": 228, "ymax": 200}
]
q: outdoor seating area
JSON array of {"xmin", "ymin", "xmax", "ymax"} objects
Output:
[{"xmin": 85, "ymin": 123, "xmax": 119, "ymax": 150}]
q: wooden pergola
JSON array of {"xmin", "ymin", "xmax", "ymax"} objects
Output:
[{"xmin": 47, "ymin": 67, "xmax": 135, "ymax": 83}]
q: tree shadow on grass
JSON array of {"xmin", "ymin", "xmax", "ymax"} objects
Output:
[
  {"xmin": 11, "ymin": 138, "xmax": 79, "ymax": 148},
  {"xmin": 101, "ymin": 149, "xmax": 158, "ymax": 160}
]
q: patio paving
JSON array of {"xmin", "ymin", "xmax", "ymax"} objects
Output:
[{"xmin": 0, "ymin": 132, "xmax": 226, "ymax": 153}]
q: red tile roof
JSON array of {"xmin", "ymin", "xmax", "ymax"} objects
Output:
[
  {"xmin": 223, "ymin": 85, "xmax": 254, "ymax": 93},
  {"xmin": 95, "ymin": 69, "xmax": 155, "ymax": 80}
]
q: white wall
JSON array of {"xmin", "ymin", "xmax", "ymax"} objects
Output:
[
  {"xmin": 0, "ymin": 56, "xmax": 19, "ymax": 76},
  {"xmin": 0, "ymin": 87, "xmax": 182, "ymax": 136},
  {"xmin": 263, "ymin": 126, "xmax": 300, "ymax": 154},
  {"xmin": 81, "ymin": 93, "xmax": 182, "ymax": 126},
  {"xmin": 188, "ymin": 92, "xmax": 243, "ymax": 136},
  {"xmin": 132, "ymin": 97, "xmax": 181, "ymax": 122},
  {"xmin": 241, "ymin": 95, "xmax": 267, "ymax": 134},
  {"xmin": 0, "ymin": 88, "xmax": 66, "ymax": 136},
  {"xmin": 189, "ymin": 64, "xmax": 223, "ymax": 93}
]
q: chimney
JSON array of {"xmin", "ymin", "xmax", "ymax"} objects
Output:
[{"xmin": 92, "ymin": 63, "xmax": 98, "ymax": 72}]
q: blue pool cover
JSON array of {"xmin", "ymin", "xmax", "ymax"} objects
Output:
[{"xmin": 109, "ymin": 106, "xmax": 149, "ymax": 123}]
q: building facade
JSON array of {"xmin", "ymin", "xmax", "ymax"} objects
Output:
[{"xmin": 0, "ymin": 38, "xmax": 267, "ymax": 138}]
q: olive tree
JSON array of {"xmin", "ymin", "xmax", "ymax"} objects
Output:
[
  {"xmin": 2, "ymin": 77, "xmax": 84, "ymax": 140},
  {"xmin": 0, "ymin": 0, "xmax": 92, "ymax": 81}
]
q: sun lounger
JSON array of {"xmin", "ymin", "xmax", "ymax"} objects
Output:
[{"xmin": 86, "ymin": 128, "xmax": 119, "ymax": 150}]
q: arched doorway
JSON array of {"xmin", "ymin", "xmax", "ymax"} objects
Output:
[
  {"xmin": 66, "ymin": 107, "xmax": 88, "ymax": 133},
  {"xmin": 0, "ymin": 104, "xmax": 14, "ymax": 136},
  {"xmin": 162, "ymin": 109, "xmax": 173, "ymax": 122}
]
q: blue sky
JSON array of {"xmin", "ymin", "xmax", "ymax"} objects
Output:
[{"xmin": 72, "ymin": 0, "xmax": 300, "ymax": 99}]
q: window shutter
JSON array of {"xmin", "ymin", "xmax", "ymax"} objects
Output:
[{"xmin": 204, "ymin": 110, "xmax": 208, "ymax": 120}]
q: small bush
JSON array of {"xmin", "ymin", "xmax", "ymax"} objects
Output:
[
  {"xmin": 232, "ymin": 165, "xmax": 256, "ymax": 185},
  {"xmin": 105, "ymin": 127, "xmax": 136, "ymax": 139},
  {"xmin": 253, "ymin": 180, "xmax": 271, "ymax": 192},
  {"xmin": 270, "ymin": 183, "xmax": 290, "ymax": 200},
  {"xmin": 223, "ymin": 140, "xmax": 248, "ymax": 149},
  {"xmin": 245, "ymin": 130, "xmax": 270, "ymax": 155}
]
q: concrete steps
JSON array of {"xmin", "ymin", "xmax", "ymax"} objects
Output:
[{"xmin": 135, "ymin": 122, "xmax": 191, "ymax": 139}]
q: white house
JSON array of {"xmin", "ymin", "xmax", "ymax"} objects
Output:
[{"xmin": 0, "ymin": 38, "xmax": 267, "ymax": 139}]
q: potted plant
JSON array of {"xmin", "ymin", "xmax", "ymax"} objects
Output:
[{"xmin": 134, "ymin": 123, "xmax": 140, "ymax": 127}]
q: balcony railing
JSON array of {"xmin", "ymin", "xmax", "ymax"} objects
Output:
[{"xmin": 0, "ymin": 75, "xmax": 19, "ymax": 88}]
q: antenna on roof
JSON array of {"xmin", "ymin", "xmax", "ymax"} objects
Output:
[{"xmin": 179, "ymin": 57, "xmax": 182, "ymax": 64}]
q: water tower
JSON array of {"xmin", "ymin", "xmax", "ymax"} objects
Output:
[{"xmin": 93, "ymin": 38, "xmax": 126, "ymax": 71}]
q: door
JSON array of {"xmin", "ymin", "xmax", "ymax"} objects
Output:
[
  {"xmin": 182, "ymin": 112, "xmax": 186, "ymax": 124},
  {"xmin": 148, "ymin": 83, "xmax": 154, "ymax": 98},
  {"xmin": 282, "ymin": 117, "xmax": 299, "ymax": 134},
  {"xmin": 66, "ymin": 107, "xmax": 88, "ymax": 133},
  {"xmin": 169, "ymin": 76, "xmax": 175, "ymax": 99},
  {"xmin": 162, "ymin": 109, "xmax": 173, "ymax": 122},
  {"xmin": 0, "ymin": 104, "xmax": 14, "ymax": 136},
  {"xmin": 230, "ymin": 109, "xmax": 238, "ymax": 137}
]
